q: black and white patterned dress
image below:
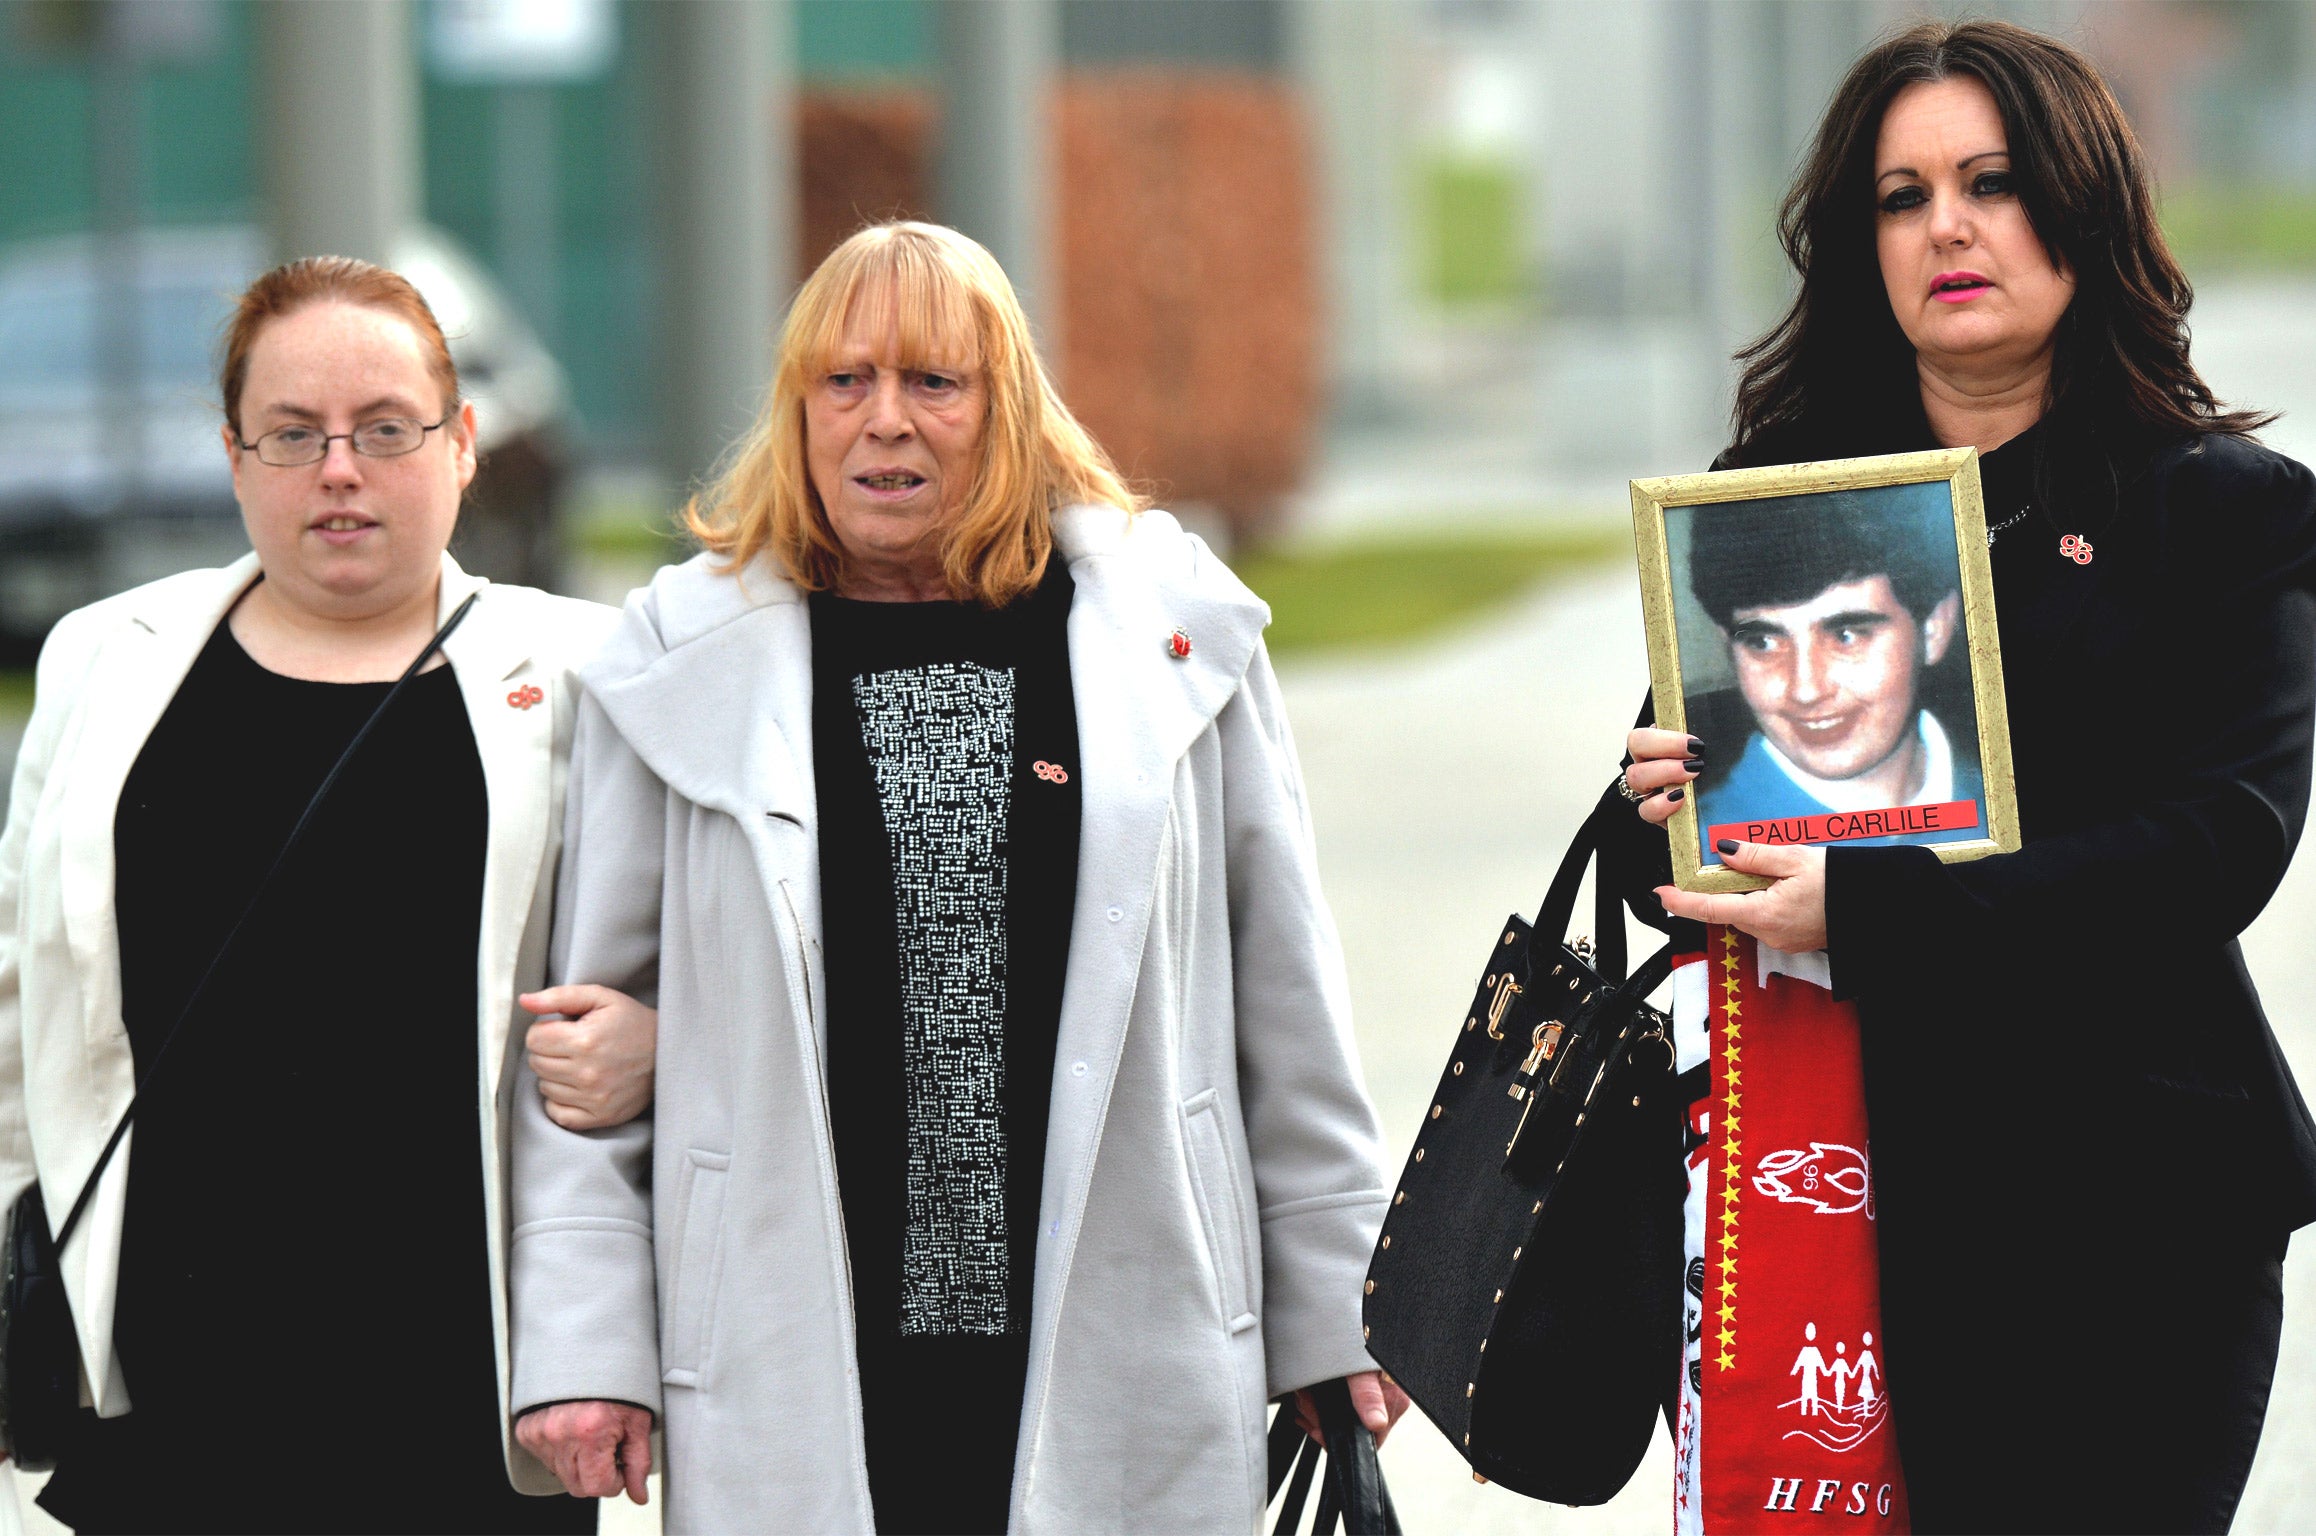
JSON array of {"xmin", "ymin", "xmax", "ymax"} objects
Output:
[{"xmin": 810, "ymin": 563, "xmax": 1081, "ymax": 1535}]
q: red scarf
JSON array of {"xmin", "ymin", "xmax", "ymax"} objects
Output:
[{"xmin": 1674, "ymin": 927, "xmax": 1910, "ymax": 1533}]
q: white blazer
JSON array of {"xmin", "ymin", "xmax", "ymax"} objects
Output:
[{"xmin": 0, "ymin": 552, "xmax": 616, "ymax": 1493}]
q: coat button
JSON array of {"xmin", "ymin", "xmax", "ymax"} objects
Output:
[
  {"xmin": 1071, "ymin": 1060, "xmax": 1088, "ymax": 1077},
  {"xmin": 1106, "ymin": 906, "xmax": 1123, "ymax": 922}
]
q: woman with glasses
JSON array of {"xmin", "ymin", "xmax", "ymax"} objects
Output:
[{"xmin": 0, "ymin": 256, "xmax": 654, "ymax": 1533}]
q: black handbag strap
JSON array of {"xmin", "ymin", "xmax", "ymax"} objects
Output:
[
  {"xmin": 46, "ymin": 591, "xmax": 481, "ymax": 1257},
  {"xmin": 1265, "ymin": 1382, "xmax": 1400, "ymax": 1536},
  {"xmin": 1532, "ymin": 783, "xmax": 1635, "ymax": 982},
  {"xmin": 1618, "ymin": 941, "xmax": 1677, "ymax": 1012}
]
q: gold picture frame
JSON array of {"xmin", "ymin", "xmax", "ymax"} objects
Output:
[{"xmin": 1630, "ymin": 447, "xmax": 2021, "ymax": 894}]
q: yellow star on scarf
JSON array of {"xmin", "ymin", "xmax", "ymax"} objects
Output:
[
  {"xmin": 1718, "ymin": 1300, "xmax": 1735, "ymax": 1323},
  {"xmin": 1724, "ymin": 1111, "xmax": 1740, "ymax": 1134},
  {"xmin": 1717, "ymin": 1350, "xmax": 1736, "ymax": 1371},
  {"xmin": 1725, "ymin": 1066, "xmax": 1741, "ymax": 1088}
]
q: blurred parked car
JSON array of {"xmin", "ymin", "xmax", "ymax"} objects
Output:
[{"xmin": 0, "ymin": 224, "xmax": 574, "ymax": 658}]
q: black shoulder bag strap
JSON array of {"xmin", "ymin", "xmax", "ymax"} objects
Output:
[
  {"xmin": 43, "ymin": 591, "xmax": 480, "ymax": 1259},
  {"xmin": 1532, "ymin": 784, "xmax": 1667, "ymax": 988}
]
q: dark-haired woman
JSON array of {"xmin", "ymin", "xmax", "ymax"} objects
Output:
[
  {"xmin": 0, "ymin": 257, "xmax": 654, "ymax": 1533},
  {"xmin": 1616, "ymin": 20, "xmax": 2315, "ymax": 1534}
]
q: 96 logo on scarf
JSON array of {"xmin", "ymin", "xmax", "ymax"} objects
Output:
[{"xmin": 1752, "ymin": 1143, "xmax": 1874, "ymax": 1218}]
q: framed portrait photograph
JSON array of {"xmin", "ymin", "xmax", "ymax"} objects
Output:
[{"xmin": 1630, "ymin": 447, "xmax": 2021, "ymax": 893}]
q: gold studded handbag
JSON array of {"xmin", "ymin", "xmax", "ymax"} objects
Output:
[{"xmin": 1362, "ymin": 790, "xmax": 1693, "ymax": 1504}]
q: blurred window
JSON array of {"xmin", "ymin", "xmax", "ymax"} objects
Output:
[
  {"xmin": 0, "ymin": 276, "xmax": 96, "ymax": 392},
  {"xmin": 142, "ymin": 282, "xmax": 229, "ymax": 389},
  {"xmin": 0, "ymin": 270, "xmax": 229, "ymax": 393}
]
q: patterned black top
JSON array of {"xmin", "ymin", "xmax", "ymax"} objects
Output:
[{"xmin": 810, "ymin": 562, "xmax": 1082, "ymax": 1535}]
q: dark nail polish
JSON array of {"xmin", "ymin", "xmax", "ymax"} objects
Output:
[
  {"xmin": 1716, "ymin": 838, "xmax": 1740, "ymax": 856},
  {"xmin": 1683, "ymin": 758, "xmax": 1704, "ymax": 774},
  {"xmin": 1687, "ymin": 737, "xmax": 1706, "ymax": 756},
  {"xmin": 1665, "ymin": 786, "xmax": 1685, "ymax": 803}
]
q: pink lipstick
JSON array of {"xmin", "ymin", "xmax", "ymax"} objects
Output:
[{"xmin": 1930, "ymin": 270, "xmax": 1991, "ymax": 303}]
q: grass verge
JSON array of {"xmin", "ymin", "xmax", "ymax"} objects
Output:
[
  {"xmin": 571, "ymin": 517, "xmax": 1630, "ymax": 657},
  {"xmin": 576, "ymin": 515, "xmax": 696, "ymax": 562},
  {"xmin": 0, "ymin": 670, "xmax": 31, "ymax": 723},
  {"xmin": 2161, "ymin": 185, "xmax": 2316, "ymax": 275},
  {"xmin": 1235, "ymin": 527, "xmax": 1626, "ymax": 654}
]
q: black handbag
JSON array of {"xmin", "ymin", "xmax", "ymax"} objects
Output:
[
  {"xmin": 1264, "ymin": 1378, "xmax": 1401, "ymax": 1536},
  {"xmin": 0, "ymin": 592, "xmax": 478, "ymax": 1469},
  {"xmin": 1361, "ymin": 788, "xmax": 1693, "ymax": 1504}
]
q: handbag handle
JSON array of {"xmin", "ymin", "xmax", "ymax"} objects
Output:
[
  {"xmin": 1265, "ymin": 1381, "xmax": 1401, "ymax": 1536},
  {"xmin": 44, "ymin": 591, "xmax": 481, "ymax": 1259},
  {"xmin": 1530, "ymin": 783, "xmax": 1633, "ymax": 982}
]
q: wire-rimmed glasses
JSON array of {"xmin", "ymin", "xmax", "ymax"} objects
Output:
[{"xmin": 235, "ymin": 412, "xmax": 454, "ymax": 467}]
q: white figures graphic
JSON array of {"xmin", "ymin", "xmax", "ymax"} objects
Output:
[
  {"xmin": 1854, "ymin": 1331, "xmax": 1881, "ymax": 1408},
  {"xmin": 1789, "ymin": 1322, "xmax": 1829, "ymax": 1416},
  {"xmin": 1780, "ymin": 1322, "xmax": 1892, "ymax": 1453}
]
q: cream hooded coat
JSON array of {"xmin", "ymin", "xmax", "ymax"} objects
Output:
[{"xmin": 508, "ymin": 506, "xmax": 1389, "ymax": 1533}]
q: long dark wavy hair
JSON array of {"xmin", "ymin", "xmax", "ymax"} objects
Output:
[{"xmin": 1729, "ymin": 18, "xmax": 2266, "ymax": 477}]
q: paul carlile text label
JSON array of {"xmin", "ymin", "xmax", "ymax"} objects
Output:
[{"xmin": 1707, "ymin": 799, "xmax": 1980, "ymax": 852}]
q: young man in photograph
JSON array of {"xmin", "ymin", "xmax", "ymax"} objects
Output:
[{"xmin": 1687, "ymin": 494, "xmax": 1984, "ymax": 849}]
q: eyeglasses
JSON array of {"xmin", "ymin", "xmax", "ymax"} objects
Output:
[{"xmin": 235, "ymin": 412, "xmax": 453, "ymax": 467}]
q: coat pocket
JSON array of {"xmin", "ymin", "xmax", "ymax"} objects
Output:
[
  {"xmin": 662, "ymin": 1149, "xmax": 732, "ymax": 1386},
  {"xmin": 1182, "ymin": 1089, "xmax": 1259, "ymax": 1334}
]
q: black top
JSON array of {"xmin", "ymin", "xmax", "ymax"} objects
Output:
[
  {"xmin": 40, "ymin": 620, "xmax": 591, "ymax": 1536},
  {"xmin": 1613, "ymin": 417, "xmax": 2316, "ymax": 1522},
  {"xmin": 810, "ymin": 565, "xmax": 1082, "ymax": 1536}
]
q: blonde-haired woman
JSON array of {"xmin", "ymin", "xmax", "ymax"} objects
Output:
[{"xmin": 508, "ymin": 221, "xmax": 1403, "ymax": 1532}]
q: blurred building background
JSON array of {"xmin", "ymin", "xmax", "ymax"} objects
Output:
[
  {"xmin": 9, "ymin": 0, "xmax": 2316, "ymax": 578},
  {"xmin": 6, "ymin": 2, "xmax": 2316, "ymax": 1531}
]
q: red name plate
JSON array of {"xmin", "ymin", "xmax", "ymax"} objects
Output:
[{"xmin": 1708, "ymin": 799, "xmax": 1980, "ymax": 851}]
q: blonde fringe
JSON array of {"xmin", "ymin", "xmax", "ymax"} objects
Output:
[{"xmin": 684, "ymin": 221, "xmax": 1142, "ymax": 607}]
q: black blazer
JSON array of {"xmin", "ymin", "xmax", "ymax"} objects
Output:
[
  {"xmin": 1612, "ymin": 419, "xmax": 2314, "ymax": 1527},
  {"xmin": 1618, "ymin": 423, "xmax": 2316, "ymax": 1238}
]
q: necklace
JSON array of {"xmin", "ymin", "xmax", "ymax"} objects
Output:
[{"xmin": 1984, "ymin": 506, "xmax": 2030, "ymax": 547}]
